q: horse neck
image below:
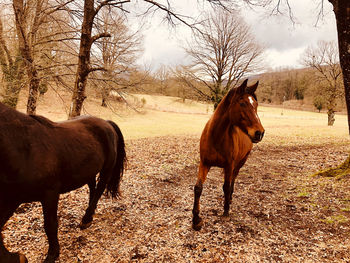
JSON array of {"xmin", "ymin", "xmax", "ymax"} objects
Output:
[{"xmin": 210, "ymin": 97, "xmax": 237, "ymax": 136}]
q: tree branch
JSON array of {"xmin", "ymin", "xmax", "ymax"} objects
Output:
[{"xmin": 91, "ymin": 32, "xmax": 111, "ymax": 44}]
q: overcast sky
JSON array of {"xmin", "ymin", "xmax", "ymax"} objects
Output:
[{"xmin": 135, "ymin": 0, "xmax": 338, "ymax": 72}]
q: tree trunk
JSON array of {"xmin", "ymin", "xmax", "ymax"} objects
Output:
[
  {"xmin": 327, "ymin": 109, "xmax": 335, "ymax": 126},
  {"xmin": 330, "ymin": 0, "xmax": 350, "ymax": 134},
  {"xmin": 26, "ymin": 70, "xmax": 40, "ymax": 115},
  {"xmin": 318, "ymin": 0, "xmax": 350, "ymax": 178},
  {"xmin": 69, "ymin": 0, "xmax": 95, "ymax": 119},
  {"xmin": 13, "ymin": 0, "xmax": 40, "ymax": 115},
  {"xmin": 101, "ymin": 97, "xmax": 107, "ymax": 107},
  {"xmin": 213, "ymin": 81, "xmax": 222, "ymax": 109}
]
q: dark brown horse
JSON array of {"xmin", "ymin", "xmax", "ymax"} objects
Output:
[
  {"xmin": 0, "ymin": 103, "xmax": 127, "ymax": 263},
  {"xmin": 192, "ymin": 79, "xmax": 264, "ymax": 230}
]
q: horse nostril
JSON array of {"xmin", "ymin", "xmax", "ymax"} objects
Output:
[
  {"xmin": 255, "ymin": 131, "xmax": 261, "ymax": 140},
  {"xmin": 254, "ymin": 130, "xmax": 264, "ymax": 141}
]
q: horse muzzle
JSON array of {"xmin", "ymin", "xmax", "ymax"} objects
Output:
[{"xmin": 251, "ymin": 130, "xmax": 264, "ymax": 143}]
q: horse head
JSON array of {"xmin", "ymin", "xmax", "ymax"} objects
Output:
[{"xmin": 228, "ymin": 79, "xmax": 265, "ymax": 143}]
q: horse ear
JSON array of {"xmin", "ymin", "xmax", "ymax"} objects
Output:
[
  {"xmin": 246, "ymin": 80, "xmax": 259, "ymax": 95},
  {"xmin": 237, "ymin": 79, "xmax": 248, "ymax": 94}
]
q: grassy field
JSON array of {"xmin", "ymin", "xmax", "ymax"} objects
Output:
[{"xmin": 17, "ymin": 89, "xmax": 350, "ymax": 144}]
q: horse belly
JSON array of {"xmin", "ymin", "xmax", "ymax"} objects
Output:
[
  {"xmin": 0, "ymin": 170, "xmax": 60, "ymax": 202},
  {"xmin": 58, "ymin": 171, "xmax": 99, "ymax": 194},
  {"xmin": 58, "ymin": 157, "xmax": 104, "ymax": 194}
]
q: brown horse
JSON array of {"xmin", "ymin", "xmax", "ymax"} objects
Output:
[
  {"xmin": 192, "ymin": 79, "xmax": 265, "ymax": 230},
  {"xmin": 0, "ymin": 103, "xmax": 126, "ymax": 263}
]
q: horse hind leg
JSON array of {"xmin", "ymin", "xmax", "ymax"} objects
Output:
[
  {"xmin": 87, "ymin": 178, "xmax": 96, "ymax": 206},
  {"xmin": 192, "ymin": 162, "xmax": 210, "ymax": 231},
  {"xmin": 80, "ymin": 171, "xmax": 109, "ymax": 230},
  {"xmin": 0, "ymin": 201, "xmax": 27, "ymax": 263}
]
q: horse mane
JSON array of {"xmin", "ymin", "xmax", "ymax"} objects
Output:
[
  {"xmin": 219, "ymin": 82, "xmax": 258, "ymax": 111},
  {"xmin": 29, "ymin": 114, "xmax": 56, "ymax": 128},
  {"xmin": 218, "ymin": 87, "xmax": 238, "ymax": 111},
  {"xmin": 251, "ymin": 93, "xmax": 257, "ymax": 101}
]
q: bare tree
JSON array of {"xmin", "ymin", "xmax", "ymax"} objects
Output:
[
  {"xmin": 155, "ymin": 64, "xmax": 171, "ymax": 94},
  {"xmin": 12, "ymin": 0, "xmax": 40, "ymax": 114},
  {"xmin": 301, "ymin": 40, "xmax": 343, "ymax": 126},
  {"xmin": 185, "ymin": 9, "xmax": 264, "ymax": 108},
  {"xmin": 12, "ymin": 0, "xmax": 76, "ymax": 114},
  {"xmin": 92, "ymin": 8, "xmax": 143, "ymax": 107},
  {"xmin": 69, "ymin": 0, "xmax": 123, "ymax": 118},
  {"xmin": 0, "ymin": 13, "xmax": 24, "ymax": 108}
]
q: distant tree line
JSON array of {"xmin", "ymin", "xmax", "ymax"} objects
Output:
[{"xmin": 256, "ymin": 40, "xmax": 344, "ymax": 126}]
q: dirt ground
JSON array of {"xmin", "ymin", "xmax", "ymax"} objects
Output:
[{"xmin": 4, "ymin": 135, "xmax": 350, "ymax": 262}]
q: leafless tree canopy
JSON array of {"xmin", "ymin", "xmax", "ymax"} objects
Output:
[
  {"xmin": 301, "ymin": 40, "xmax": 343, "ymax": 126},
  {"xmin": 185, "ymin": 9, "xmax": 264, "ymax": 107},
  {"xmin": 90, "ymin": 8, "xmax": 143, "ymax": 107},
  {"xmin": 302, "ymin": 41, "xmax": 342, "ymax": 86}
]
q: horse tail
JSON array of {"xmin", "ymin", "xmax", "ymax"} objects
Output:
[{"xmin": 106, "ymin": 120, "xmax": 127, "ymax": 198}]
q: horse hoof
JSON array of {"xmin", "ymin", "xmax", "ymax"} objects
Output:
[
  {"xmin": 19, "ymin": 253, "xmax": 28, "ymax": 263},
  {"xmin": 79, "ymin": 221, "xmax": 92, "ymax": 230},
  {"xmin": 192, "ymin": 218, "xmax": 203, "ymax": 231},
  {"xmin": 43, "ymin": 254, "xmax": 59, "ymax": 263}
]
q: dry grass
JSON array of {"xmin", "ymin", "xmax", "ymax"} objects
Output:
[{"xmin": 16, "ymin": 89, "xmax": 350, "ymax": 144}]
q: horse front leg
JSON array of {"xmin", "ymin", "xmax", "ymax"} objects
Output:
[
  {"xmin": 192, "ymin": 162, "xmax": 210, "ymax": 231},
  {"xmin": 229, "ymin": 168, "xmax": 239, "ymax": 203},
  {"xmin": 229, "ymin": 154, "xmax": 249, "ymax": 203},
  {"xmin": 223, "ymin": 166, "xmax": 234, "ymax": 217},
  {"xmin": 41, "ymin": 193, "xmax": 59, "ymax": 263},
  {"xmin": 0, "ymin": 201, "xmax": 27, "ymax": 263}
]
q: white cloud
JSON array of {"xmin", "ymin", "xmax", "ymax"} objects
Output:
[
  {"xmin": 135, "ymin": 0, "xmax": 339, "ymax": 70},
  {"xmin": 264, "ymin": 47, "xmax": 306, "ymax": 70},
  {"xmin": 138, "ymin": 23, "xmax": 189, "ymax": 69}
]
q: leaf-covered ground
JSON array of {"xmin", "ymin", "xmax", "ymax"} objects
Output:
[{"xmin": 4, "ymin": 136, "xmax": 350, "ymax": 262}]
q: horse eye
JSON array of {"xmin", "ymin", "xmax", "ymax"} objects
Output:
[{"xmin": 240, "ymin": 102, "xmax": 246, "ymax": 107}]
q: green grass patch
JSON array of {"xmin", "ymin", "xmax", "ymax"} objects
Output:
[
  {"xmin": 322, "ymin": 214, "xmax": 349, "ymax": 224},
  {"xmin": 297, "ymin": 190, "xmax": 310, "ymax": 198},
  {"xmin": 313, "ymin": 155, "xmax": 350, "ymax": 180},
  {"xmin": 341, "ymin": 207, "xmax": 350, "ymax": 212}
]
